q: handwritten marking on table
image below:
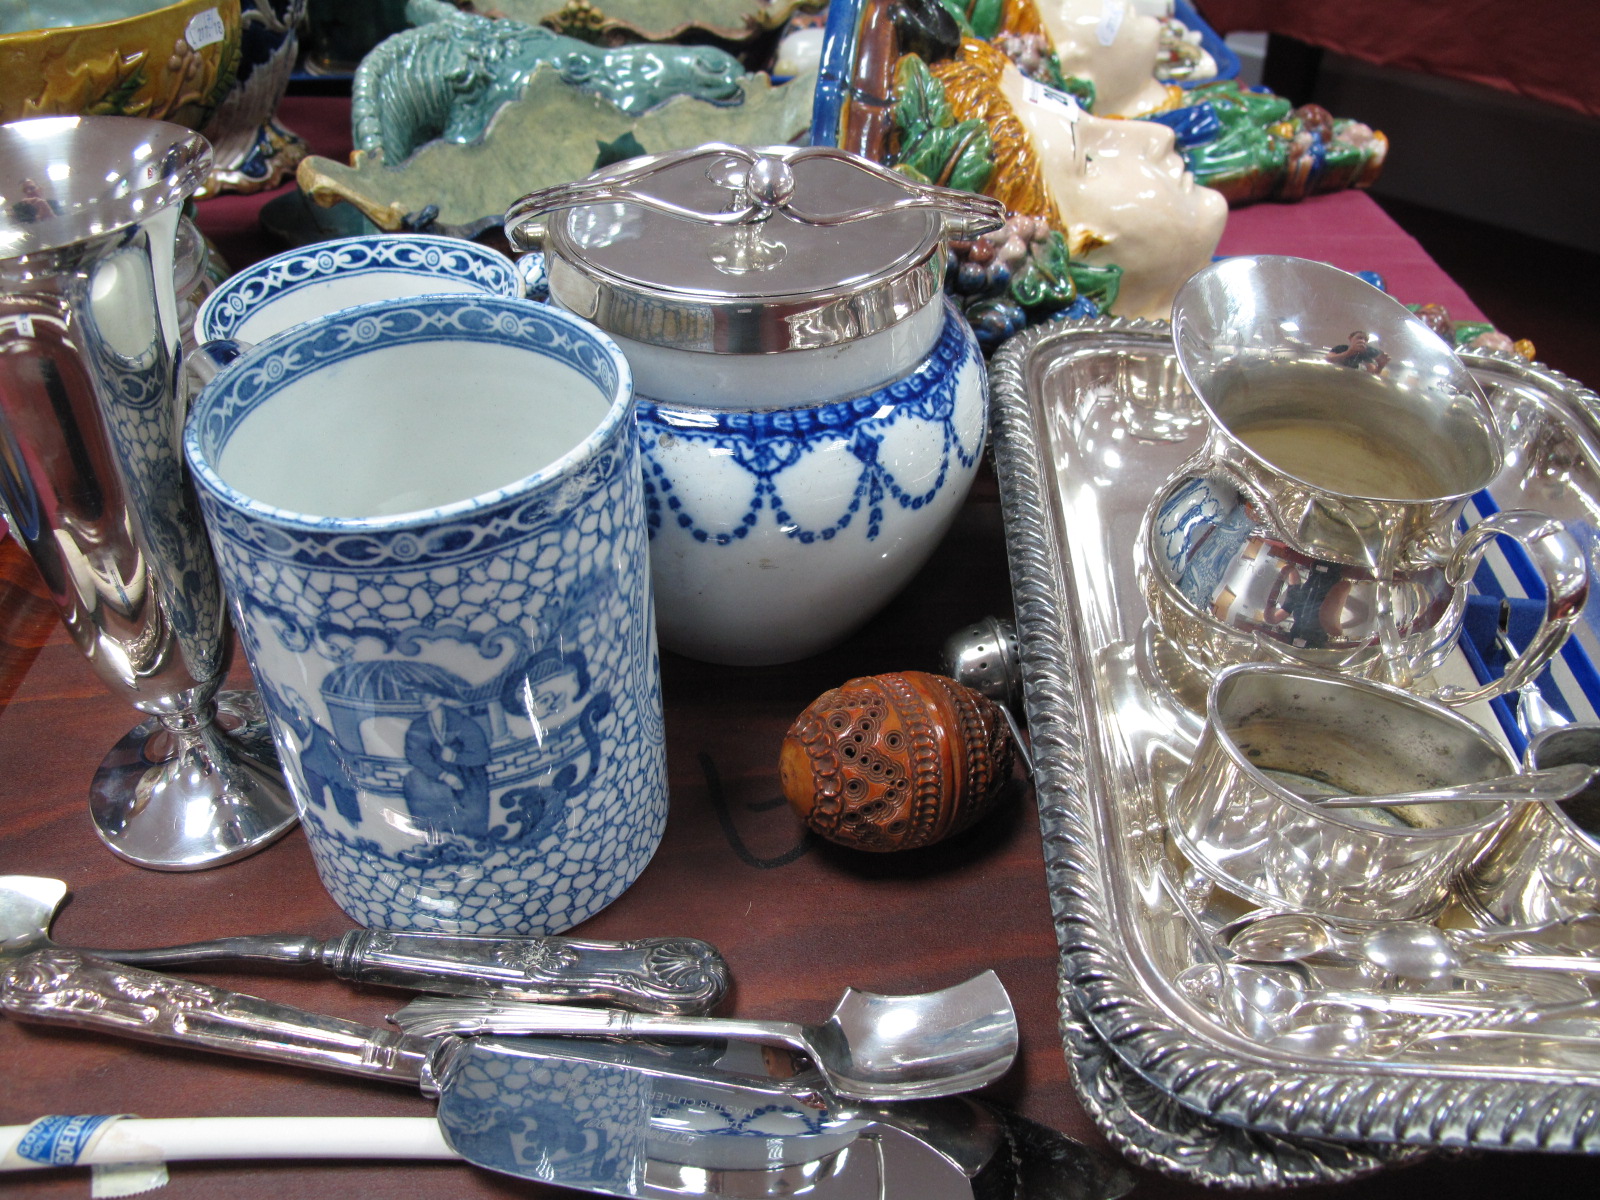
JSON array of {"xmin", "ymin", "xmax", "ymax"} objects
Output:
[{"xmin": 700, "ymin": 752, "xmax": 815, "ymax": 869}]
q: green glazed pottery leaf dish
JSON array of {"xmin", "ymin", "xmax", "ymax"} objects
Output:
[
  {"xmin": 299, "ymin": 63, "xmax": 817, "ymax": 236},
  {"xmin": 295, "ymin": 1, "xmax": 818, "ymax": 237}
]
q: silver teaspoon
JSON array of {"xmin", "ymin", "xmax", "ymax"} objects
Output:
[
  {"xmin": 1311, "ymin": 763, "xmax": 1596, "ymax": 809},
  {"xmin": 1224, "ymin": 910, "xmax": 1600, "ymax": 986}
]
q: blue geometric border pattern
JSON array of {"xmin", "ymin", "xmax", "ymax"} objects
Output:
[
  {"xmin": 187, "ymin": 296, "xmax": 631, "ymax": 571},
  {"xmin": 636, "ymin": 305, "xmax": 983, "ymax": 545},
  {"xmin": 196, "ymin": 233, "xmax": 521, "ymax": 341},
  {"xmin": 195, "ymin": 446, "xmax": 628, "ymax": 572}
]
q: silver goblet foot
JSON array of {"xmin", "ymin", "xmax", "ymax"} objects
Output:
[{"xmin": 90, "ymin": 691, "xmax": 296, "ymax": 871}]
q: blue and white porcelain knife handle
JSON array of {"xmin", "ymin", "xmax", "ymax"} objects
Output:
[
  {"xmin": 0, "ymin": 949, "xmax": 432, "ymax": 1086},
  {"xmin": 1, "ymin": 1116, "xmax": 455, "ymax": 1172},
  {"xmin": 67, "ymin": 931, "xmax": 730, "ymax": 1015}
]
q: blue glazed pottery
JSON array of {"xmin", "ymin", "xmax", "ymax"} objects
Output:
[
  {"xmin": 637, "ymin": 302, "xmax": 987, "ymax": 663},
  {"xmin": 185, "ymin": 294, "xmax": 666, "ymax": 933},
  {"xmin": 508, "ymin": 143, "xmax": 1004, "ymax": 664},
  {"xmin": 195, "ymin": 233, "xmax": 524, "ymax": 345}
]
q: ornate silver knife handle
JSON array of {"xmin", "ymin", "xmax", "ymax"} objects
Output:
[
  {"xmin": 87, "ymin": 932, "xmax": 729, "ymax": 1015},
  {"xmin": 0, "ymin": 949, "xmax": 431, "ymax": 1085},
  {"xmin": 325, "ymin": 932, "xmax": 729, "ymax": 1014}
]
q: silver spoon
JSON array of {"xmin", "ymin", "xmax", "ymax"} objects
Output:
[
  {"xmin": 1182, "ymin": 960, "xmax": 1388, "ymax": 1054},
  {"xmin": 1309, "ymin": 762, "xmax": 1596, "ymax": 809},
  {"xmin": 0, "ymin": 875, "xmax": 727, "ymax": 1015},
  {"xmin": 1223, "ymin": 910, "xmax": 1600, "ymax": 985},
  {"xmin": 1189, "ymin": 960, "xmax": 1600, "ymax": 1055},
  {"xmin": 390, "ymin": 970, "xmax": 1019, "ymax": 1103}
]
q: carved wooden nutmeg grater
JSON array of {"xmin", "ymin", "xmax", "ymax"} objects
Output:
[{"xmin": 779, "ymin": 670, "xmax": 1015, "ymax": 852}]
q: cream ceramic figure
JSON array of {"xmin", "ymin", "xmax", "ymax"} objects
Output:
[
  {"xmin": 920, "ymin": 40, "xmax": 1225, "ymax": 319},
  {"xmin": 999, "ymin": 62, "xmax": 1225, "ymax": 317},
  {"xmin": 1034, "ymin": 0, "xmax": 1170, "ymax": 116}
]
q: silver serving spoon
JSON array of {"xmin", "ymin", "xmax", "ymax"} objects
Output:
[
  {"xmin": 1309, "ymin": 762, "xmax": 1596, "ymax": 809},
  {"xmin": 0, "ymin": 875, "xmax": 726, "ymax": 1015},
  {"xmin": 1497, "ymin": 601, "xmax": 1569, "ymax": 741},
  {"xmin": 1223, "ymin": 910, "xmax": 1600, "ymax": 985},
  {"xmin": 390, "ymin": 970, "xmax": 1019, "ymax": 1103}
]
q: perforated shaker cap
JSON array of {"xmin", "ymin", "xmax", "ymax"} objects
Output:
[{"xmin": 505, "ymin": 142, "xmax": 1006, "ymax": 354}]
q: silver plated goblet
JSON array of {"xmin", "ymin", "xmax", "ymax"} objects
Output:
[{"xmin": 0, "ymin": 115, "xmax": 295, "ymax": 869}]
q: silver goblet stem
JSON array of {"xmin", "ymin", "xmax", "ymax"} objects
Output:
[{"xmin": 0, "ymin": 115, "xmax": 295, "ymax": 869}]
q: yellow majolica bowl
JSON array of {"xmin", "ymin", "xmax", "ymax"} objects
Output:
[{"xmin": 0, "ymin": 0, "xmax": 241, "ymax": 130}]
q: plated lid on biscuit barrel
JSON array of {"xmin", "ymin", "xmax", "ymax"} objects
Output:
[{"xmin": 504, "ymin": 142, "xmax": 1004, "ymax": 354}]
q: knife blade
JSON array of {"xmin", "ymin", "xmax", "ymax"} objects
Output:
[
  {"xmin": 527, "ymin": 1038, "xmax": 1136, "ymax": 1200},
  {"xmin": 0, "ymin": 949, "xmax": 970, "ymax": 1198},
  {"xmin": 0, "ymin": 1113, "xmax": 972, "ymax": 1199}
]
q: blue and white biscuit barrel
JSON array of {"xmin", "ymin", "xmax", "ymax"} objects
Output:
[{"xmin": 507, "ymin": 144, "xmax": 1004, "ymax": 665}]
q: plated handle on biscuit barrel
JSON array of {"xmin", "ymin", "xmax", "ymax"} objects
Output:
[{"xmin": 505, "ymin": 142, "xmax": 1007, "ymax": 251}]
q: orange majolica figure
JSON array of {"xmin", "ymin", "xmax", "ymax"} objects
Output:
[{"xmin": 846, "ymin": 0, "xmax": 1387, "ymax": 341}]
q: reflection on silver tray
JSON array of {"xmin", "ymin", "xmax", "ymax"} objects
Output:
[
  {"xmin": 1061, "ymin": 994, "xmax": 1413, "ymax": 1186},
  {"xmin": 989, "ymin": 317, "xmax": 1600, "ymax": 1183}
]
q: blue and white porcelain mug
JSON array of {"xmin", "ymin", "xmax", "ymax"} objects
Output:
[
  {"xmin": 184, "ymin": 295, "xmax": 666, "ymax": 934},
  {"xmin": 194, "ymin": 233, "xmax": 539, "ymax": 346}
]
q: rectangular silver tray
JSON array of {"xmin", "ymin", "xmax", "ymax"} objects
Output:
[{"xmin": 989, "ymin": 317, "xmax": 1600, "ymax": 1185}]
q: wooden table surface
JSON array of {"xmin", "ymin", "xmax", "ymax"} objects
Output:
[{"xmin": 2, "ymin": 97, "xmax": 1597, "ymax": 1198}]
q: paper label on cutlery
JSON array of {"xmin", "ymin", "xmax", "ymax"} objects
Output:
[
  {"xmin": 4, "ymin": 1115, "xmax": 169, "ymax": 1197},
  {"xmin": 91, "ymin": 1161, "xmax": 170, "ymax": 1199}
]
